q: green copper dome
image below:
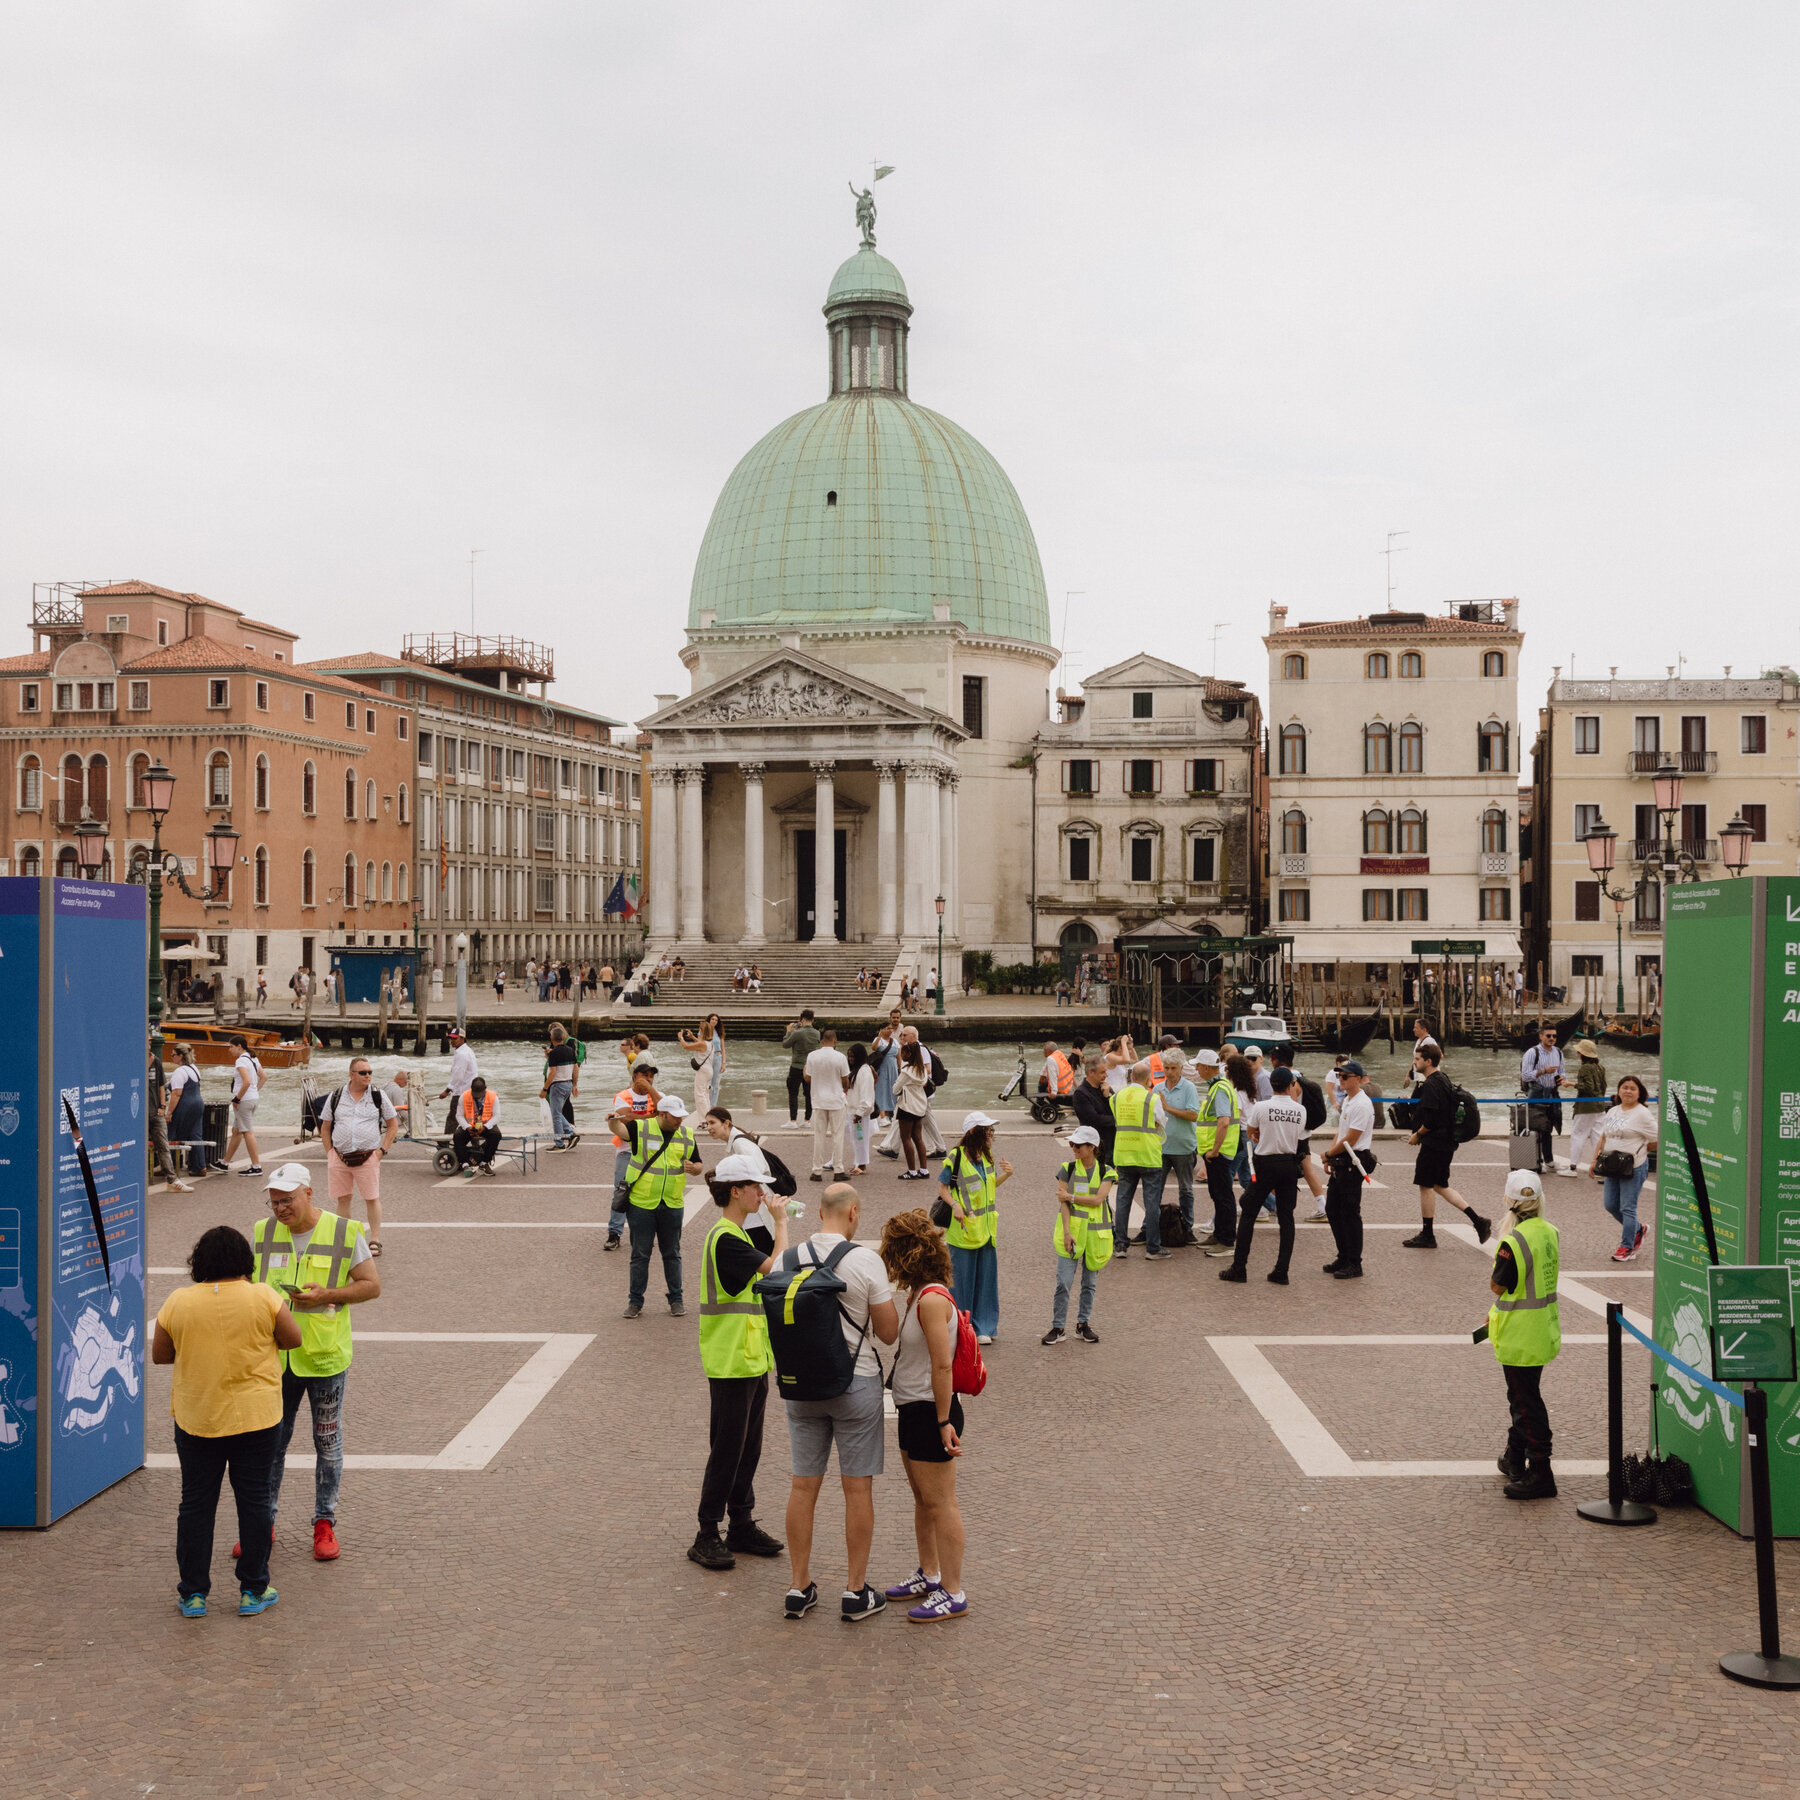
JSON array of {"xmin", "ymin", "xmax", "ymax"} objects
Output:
[{"xmin": 687, "ymin": 242, "xmax": 1051, "ymax": 646}]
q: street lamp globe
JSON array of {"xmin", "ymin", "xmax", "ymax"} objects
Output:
[
  {"xmin": 1652, "ymin": 762, "xmax": 1683, "ymax": 818},
  {"xmin": 1583, "ymin": 818, "xmax": 1618, "ymax": 875},
  {"xmin": 205, "ymin": 815, "xmax": 239, "ymax": 877},
  {"xmin": 74, "ymin": 814, "xmax": 108, "ymax": 877},
  {"xmin": 1720, "ymin": 812, "xmax": 1755, "ymax": 875},
  {"xmin": 142, "ymin": 759, "xmax": 176, "ymax": 822}
]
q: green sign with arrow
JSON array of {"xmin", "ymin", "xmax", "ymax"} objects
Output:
[{"xmin": 1710, "ymin": 1264, "xmax": 1797, "ymax": 1385}]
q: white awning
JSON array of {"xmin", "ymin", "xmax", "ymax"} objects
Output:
[{"xmin": 1283, "ymin": 931, "xmax": 1523, "ymax": 963}]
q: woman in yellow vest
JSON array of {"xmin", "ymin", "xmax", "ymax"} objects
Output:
[
  {"xmin": 939, "ymin": 1111, "xmax": 1012, "ymax": 1343},
  {"xmin": 1042, "ymin": 1125, "xmax": 1115, "ymax": 1346},
  {"xmin": 1488, "ymin": 1169, "xmax": 1561, "ymax": 1499},
  {"xmin": 624, "ymin": 1094, "xmax": 703, "ymax": 1320},
  {"xmin": 689, "ymin": 1151, "xmax": 791, "ymax": 1571}
]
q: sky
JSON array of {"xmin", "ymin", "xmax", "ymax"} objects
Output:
[{"xmin": 2, "ymin": 3, "xmax": 1795, "ymax": 730}]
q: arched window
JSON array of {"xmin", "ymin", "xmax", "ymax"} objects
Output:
[
  {"xmin": 207, "ymin": 751, "xmax": 230, "ymax": 808},
  {"xmin": 61, "ymin": 753, "xmax": 83, "ymax": 822},
  {"xmin": 56, "ymin": 846, "xmax": 77, "ymax": 877},
  {"xmin": 255, "ymin": 754, "xmax": 270, "ymax": 811},
  {"xmin": 1278, "ymin": 724, "xmax": 1307, "ymax": 775},
  {"xmin": 344, "ymin": 767, "xmax": 357, "ymax": 819},
  {"xmin": 1281, "ymin": 809, "xmax": 1308, "ymax": 854},
  {"xmin": 398, "ymin": 781, "xmax": 410, "ymax": 825},
  {"xmin": 365, "ymin": 779, "xmax": 377, "ymax": 820},
  {"xmin": 253, "ymin": 844, "xmax": 269, "ymax": 905},
  {"xmin": 301, "ymin": 760, "xmax": 316, "ymax": 815},
  {"xmin": 365, "ymin": 860, "xmax": 377, "ymax": 906},
  {"xmin": 381, "ymin": 861, "xmax": 393, "ymax": 901},
  {"xmin": 397, "ymin": 861, "xmax": 410, "ymax": 903},
  {"xmin": 1478, "ymin": 720, "xmax": 1509, "ymax": 772},
  {"xmin": 343, "ymin": 853, "xmax": 357, "ymax": 906},
  {"xmin": 1060, "ymin": 920, "xmax": 1098, "ymax": 949},
  {"xmin": 302, "ymin": 848, "xmax": 315, "ymax": 907},
  {"xmin": 130, "ymin": 753, "xmax": 149, "ymax": 809},
  {"xmin": 1282, "ymin": 654, "xmax": 1307, "ymax": 681},
  {"xmin": 1483, "ymin": 651, "xmax": 1507, "ymax": 677},
  {"xmin": 20, "ymin": 754, "xmax": 42, "ymax": 811},
  {"xmin": 1482, "ymin": 807, "xmax": 1508, "ymax": 853},
  {"xmin": 1399, "ymin": 651, "xmax": 1423, "ymax": 679},
  {"xmin": 1364, "ymin": 723, "xmax": 1391, "ymax": 774},
  {"xmin": 18, "ymin": 845, "xmax": 40, "ymax": 876},
  {"xmin": 85, "ymin": 755, "xmax": 108, "ymax": 820},
  {"xmin": 1362, "ymin": 810, "xmax": 1391, "ymax": 855},
  {"xmin": 1366, "ymin": 652, "xmax": 1389, "ymax": 679},
  {"xmin": 1398, "ymin": 807, "xmax": 1427, "ymax": 854},
  {"xmin": 1398, "ymin": 721, "xmax": 1424, "ymax": 773}
]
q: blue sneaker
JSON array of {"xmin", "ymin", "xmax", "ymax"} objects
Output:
[
  {"xmin": 884, "ymin": 1566, "xmax": 938, "ymax": 1601},
  {"xmin": 907, "ymin": 1587, "xmax": 969, "ymax": 1623},
  {"xmin": 178, "ymin": 1593, "xmax": 207, "ymax": 1618},
  {"xmin": 238, "ymin": 1586, "xmax": 279, "ymax": 1616}
]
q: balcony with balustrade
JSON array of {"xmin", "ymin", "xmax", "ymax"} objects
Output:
[{"xmin": 1628, "ymin": 749, "xmax": 1716, "ymax": 775}]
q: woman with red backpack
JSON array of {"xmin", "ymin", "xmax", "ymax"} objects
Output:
[{"xmin": 877, "ymin": 1210, "xmax": 975, "ymax": 1622}]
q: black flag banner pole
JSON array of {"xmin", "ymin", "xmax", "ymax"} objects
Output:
[
  {"xmin": 1672, "ymin": 1091, "xmax": 1720, "ymax": 1268},
  {"xmin": 61, "ymin": 1093, "xmax": 113, "ymax": 1289}
]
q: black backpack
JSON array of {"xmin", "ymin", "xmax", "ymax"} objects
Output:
[
  {"xmin": 928, "ymin": 1048, "xmax": 949, "ymax": 1090},
  {"xmin": 1451, "ymin": 1083, "xmax": 1483, "ymax": 1143},
  {"xmin": 1159, "ymin": 1202, "xmax": 1196, "ymax": 1248},
  {"xmin": 755, "ymin": 1241, "xmax": 868, "ymax": 1402},
  {"xmin": 1297, "ymin": 1074, "xmax": 1327, "ymax": 1133}
]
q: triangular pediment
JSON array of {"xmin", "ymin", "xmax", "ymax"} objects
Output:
[
  {"xmin": 1081, "ymin": 652, "xmax": 1203, "ymax": 689},
  {"xmin": 643, "ymin": 650, "xmax": 959, "ymax": 734}
]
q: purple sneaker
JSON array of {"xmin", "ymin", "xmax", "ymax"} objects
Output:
[
  {"xmin": 907, "ymin": 1588, "xmax": 969, "ymax": 1623},
  {"xmin": 884, "ymin": 1567, "xmax": 937, "ymax": 1601}
]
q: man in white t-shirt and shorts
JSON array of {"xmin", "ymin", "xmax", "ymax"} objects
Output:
[
  {"xmin": 1322, "ymin": 1058, "xmax": 1377, "ymax": 1281},
  {"xmin": 780, "ymin": 1181, "xmax": 900, "ymax": 1624},
  {"xmin": 804, "ymin": 1030, "xmax": 852, "ymax": 1182}
]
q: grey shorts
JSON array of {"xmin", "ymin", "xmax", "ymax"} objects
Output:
[
  {"xmin": 784, "ymin": 1372, "xmax": 886, "ymax": 1479},
  {"xmin": 233, "ymin": 1096, "xmax": 259, "ymax": 1133}
]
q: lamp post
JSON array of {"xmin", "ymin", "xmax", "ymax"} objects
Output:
[
  {"xmin": 934, "ymin": 893, "xmax": 946, "ymax": 1016},
  {"xmin": 455, "ymin": 930, "xmax": 469, "ymax": 1034},
  {"xmin": 1610, "ymin": 891, "xmax": 1628, "ymax": 1018}
]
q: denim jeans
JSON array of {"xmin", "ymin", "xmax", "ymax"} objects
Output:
[
  {"xmin": 610, "ymin": 1146, "xmax": 631, "ymax": 1235},
  {"xmin": 174, "ymin": 1421, "xmax": 280, "ymax": 1598},
  {"xmin": 1052, "ymin": 1252, "xmax": 1098, "ymax": 1329},
  {"xmin": 1603, "ymin": 1160, "xmax": 1650, "ymax": 1250},
  {"xmin": 1112, "ymin": 1164, "xmax": 1166, "ymax": 1252},
  {"xmin": 948, "ymin": 1241, "xmax": 999, "ymax": 1337},
  {"xmin": 273, "ymin": 1368, "xmax": 347, "ymax": 1524},
  {"xmin": 1163, "ymin": 1153, "xmax": 1196, "ymax": 1231},
  {"xmin": 629, "ymin": 1203, "xmax": 684, "ymax": 1306},
  {"xmin": 547, "ymin": 1080, "xmax": 574, "ymax": 1145}
]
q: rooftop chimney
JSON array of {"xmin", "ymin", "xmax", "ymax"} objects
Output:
[
  {"xmin": 1268, "ymin": 602, "xmax": 1288, "ymax": 634},
  {"xmin": 1502, "ymin": 598, "xmax": 1519, "ymax": 632}
]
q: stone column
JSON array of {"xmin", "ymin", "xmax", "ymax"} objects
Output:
[
  {"xmin": 678, "ymin": 764, "xmax": 705, "ymax": 941},
  {"xmin": 897, "ymin": 762, "xmax": 919, "ymax": 937},
  {"xmin": 649, "ymin": 767, "xmax": 678, "ymax": 941},
  {"xmin": 741, "ymin": 763, "xmax": 766, "ymax": 944},
  {"xmin": 874, "ymin": 761, "xmax": 899, "ymax": 939},
  {"xmin": 939, "ymin": 771, "xmax": 958, "ymax": 940},
  {"xmin": 811, "ymin": 760, "xmax": 836, "ymax": 944},
  {"xmin": 921, "ymin": 766, "xmax": 942, "ymax": 931}
]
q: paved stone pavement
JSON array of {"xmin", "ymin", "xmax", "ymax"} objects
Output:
[{"xmin": 5, "ymin": 1122, "xmax": 1797, "ymax": 1799}]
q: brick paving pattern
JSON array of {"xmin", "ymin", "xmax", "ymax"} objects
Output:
[{"xmin": 5, "ymin": 1120, "xmax": 1796, "ymax": 1798}]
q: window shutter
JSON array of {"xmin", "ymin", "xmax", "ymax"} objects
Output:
[
  {"xmin": 1154, "ymin": 761, "xmax": 1163, "ymax": 794},
  {"xmin": 1061, "ymin": 760, "xmax": 1070, "ymax": 793}
]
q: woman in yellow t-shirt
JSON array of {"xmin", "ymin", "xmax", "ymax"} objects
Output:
[{"xmin": 152, "ymin": 1225, "xmax": 302, "ymax": 1618}]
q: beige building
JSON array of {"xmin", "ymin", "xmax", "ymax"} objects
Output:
[
  {"xmin": 1264, "ymin": 599, "xmax": 1524, "ymax": 982},
  {"xmin": 1528, "ymin": 673, "xmax": 1800, "ymax": 999},
  {"xmin": 1031, "ymin": 654, "xmax": 1261, "ymax": 960}
]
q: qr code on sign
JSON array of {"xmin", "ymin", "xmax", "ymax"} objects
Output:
[{"xmin": 1783, "ymin": 1093, "xmax": 1800, "ymax": 1139}]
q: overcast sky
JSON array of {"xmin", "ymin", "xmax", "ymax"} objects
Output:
[{"xmin": 2, "ymin": 4, "xmax": 1795, "ymax": 730}]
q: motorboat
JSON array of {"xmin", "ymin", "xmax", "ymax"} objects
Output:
[
  {"xmin": 159, "ymin": 1023, "xmax": 312, "ymax": 1069},
  {"xmin": 1224, "ymin": 1013, "xmax": 1292, "ymax": 1056}
]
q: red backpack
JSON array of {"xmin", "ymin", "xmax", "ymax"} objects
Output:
[{"xmin": 916, "ymin": 1283, "xmax": 988, "ymax": 1397}]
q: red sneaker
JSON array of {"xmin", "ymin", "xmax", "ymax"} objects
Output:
[{"xmin": 313, "ymin": 1520, "xmax": 341, "ymax": 1561}]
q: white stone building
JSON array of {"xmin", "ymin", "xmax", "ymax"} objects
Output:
[{"xmin": 1264, "ymin": 600, "xmax": 1524, "ymax": 983}]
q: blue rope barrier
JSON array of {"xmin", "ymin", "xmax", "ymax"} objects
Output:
[{"xmin": 1616, "ymin": 1311, "xmax": 1745, "ymax": 1411}]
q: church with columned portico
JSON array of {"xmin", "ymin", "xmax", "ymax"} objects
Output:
[{"xmin": 640, "ymin": 198, "xmax": 1060, "ymax": 986}]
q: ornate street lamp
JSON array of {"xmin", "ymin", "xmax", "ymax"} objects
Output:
[
  {"xmin": 934, "ymin": 893, "xmax": 946, "ymax": 1017},
  {"xmin": 1651, "ymin": 760, "xmax": 1684, "ymax": 820},
  {"xmin": 1720, "ymin": 812, "xmax": 1754, "ymax": 877},
  {"xmin": 205, "ymin": 814, "xmax": 240, "ymax": 887},
  {"xmin": 74, "ymin": 813, "xmax": 108, "ymax": 878}
]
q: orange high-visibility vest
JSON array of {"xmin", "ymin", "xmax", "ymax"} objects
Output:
[{"xmin": 460, "ymin": 1089, "xmax": 497, "ymax": 1127}]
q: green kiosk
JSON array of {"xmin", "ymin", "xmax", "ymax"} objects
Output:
[{"xmin": 1656, "ymin": 876, "xmax": 1800, "ymax": 1538}]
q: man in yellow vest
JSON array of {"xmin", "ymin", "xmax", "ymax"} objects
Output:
[
  {"xmin": 605, "ymin": 1055, "xmax": 661, "ymax": 1251},
  {"xmin": 1193, "ymin": 1048, "xmax": 1244, "ymax": 1256},
  {"xmin": 690, "ymin": 1151, "xmax": 792, "ymax": 1571},
  {"xmin": 252, "ymin": 1163, "xmax": 381, "ymax": 1562},
  {"xmin": 1488, "ymin": 1170, "xmax": 1561, "ymax": 1499},
  {"xmin": 1109, "ymin": 1061, "xmax": 1170, "ymax": 1259},
  {"xmin": 624, "ymin": 1094, "xmax": 703, "ymax": 1320}
]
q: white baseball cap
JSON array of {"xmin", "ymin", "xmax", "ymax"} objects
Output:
[
  {"xmin": 657, "ymin": 1094, "xmax": 688, "ymax": 1119},
  {"xmin": 266, "ymin": 1162, "xmax": 311, "ymax": 1194},
  {"xmin": 1067, "ymin": 1125, "xmax": 1101, "ymax": 1147},
  {"xmin": 962, "ymin": 1110, "xmax": 996, "ymax": 1132},
  {"xmin": 1504, "ymin": 1169, "xmax": 1544, "ymax": 1203},
  {"xmin": 1243, "ymin": 1045, "xmax": 1264, "ymax": 1060},
  {"xmin": 713, "ymin": 1152, "xmax": 772, "ymax": 1188},
  {"xmin": 1194, "ymin": 1048, "xmax": 1221, "ymax": 1068}
]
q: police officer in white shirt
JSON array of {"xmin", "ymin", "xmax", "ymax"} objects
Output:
[
  {"xmin": 1221, "ymin": 1068, "xmax": 1309, "ymax": 1286},
  {"xmin": 1322, "ymin": 1059, "xmax": 1377, "ymax": 1281}
]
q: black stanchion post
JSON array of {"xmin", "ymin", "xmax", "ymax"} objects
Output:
[
  {"xmin": 1579, "ymin": 1301, "xmax": 1657, "ymax": 1527},
  {"xmin": 1720, "ymin": 1384, "xmax": 1800, "ymax": 1688}
]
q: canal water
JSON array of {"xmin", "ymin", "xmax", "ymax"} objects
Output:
[{"xmin": 215, "ymin": 1030, "xmax": 1663, "ymax": 1144}]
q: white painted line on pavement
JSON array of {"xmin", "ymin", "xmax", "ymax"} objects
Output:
[
  {"xmin": 1564, "ymin": 1270, "xmax": 1654, "ymax": 1279},
  {"xmin": 1208, "ymin": 1334, "xmax": 1609, "ymax": 1479}
]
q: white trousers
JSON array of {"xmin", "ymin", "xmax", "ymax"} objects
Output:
[
  {"xmin": 1570, "ymin": 1115, "xmax": 1604, "ymax": 1173},
  {"xmin": 812, "ymin": 1106, "xmax": 846, "ymax": 1173}
]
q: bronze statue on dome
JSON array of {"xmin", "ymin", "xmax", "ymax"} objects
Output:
[{"xmin": 849, "ymin": 181, "xmax": 877, "ymax": 249}]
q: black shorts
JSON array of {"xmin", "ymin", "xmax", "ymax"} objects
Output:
[
  {"xmin": 1413, "ymin": 1133, "xmax": 1457, "ymax": 1190},
  {"xmin": 896, "ymin": 1396, "xmax": 965, "ymax": 1463}
]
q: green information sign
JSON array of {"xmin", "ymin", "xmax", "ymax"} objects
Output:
[
  {"xmin": 1709, "ymin": 1265, "xmax": 1797, "ymax": 1384},
  {"xmin": 1659, "ymin": 877, "xmax": 1800, "ymax": 1536},
  {"xmin": 1409, "ymin": 939, "xmax": 1485, "ymax": 956}
]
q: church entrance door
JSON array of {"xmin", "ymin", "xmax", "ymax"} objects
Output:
[{"xmin": 796, "ymin": 830, "xmax": 847, "ymax": 942}]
